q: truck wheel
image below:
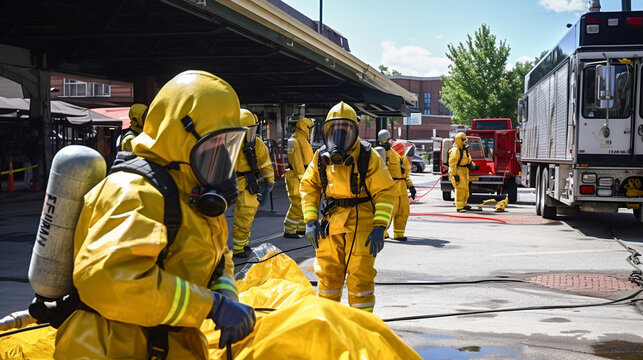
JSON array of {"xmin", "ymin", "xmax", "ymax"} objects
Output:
[
  {"xmin": 442, "ymin": 191, "xmax": 452, "ymax": 201},
  {"xmin": 505, "ymin": 180, "xmax": 518, "ymax": 204},
  {"xmin": 540, "ymin": 168, "xmax": 557, "ymax": 219},
  {"xmin": 535, "ymin": 167, "xmax": 542, "ymax": 215}
]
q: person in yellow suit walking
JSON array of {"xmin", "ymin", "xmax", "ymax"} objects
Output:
[
  {"xmin": 119, "ymin": 103, "xmax": 148, "ymax": 152},
  {"xmin": 283, "ymin": 117, "xmax": 314, "ymax": 238},
  {"xmin": 54, "ymin": 70, "xmax": 255, "ymax": 359},
  {"xmin": 301, "ymin": 102, "xmax": 396, "ymax": 312},
  {"xmin": 377, "ymin": 131, "xmax": 416, "ymax": 241},
  {"xmin": 391, "ymin": 140, "xmax": 416, "ymax": 240},
  {"xmin": 448, "ymin": 132, "xmax": 476, "ymax": 212},
  {"xmin": 232, "ymin": 109, "xmax": 275, "ymax": 258}
]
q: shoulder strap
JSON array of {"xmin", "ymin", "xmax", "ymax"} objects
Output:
[
  {"xmin": 357, "ymin": 140, "xmax": 371, "ymax": 194},
  {"xmin": 243, "ymin": 140, "xmax": 260, "ymax": 174},
  {"xmin": 110, "ymin": 156, "xmax": 181, "ymax": 269},
  {"xmin": 457, "ymin": 147, "xmax": 464, "ymax": 167},
  {"xmin": 317, "ymin": 146, "xmax": 328, "ymax": 196}
]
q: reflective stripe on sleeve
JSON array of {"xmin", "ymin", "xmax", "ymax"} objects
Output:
[
  {"xmin": 210, "ymin": 274, "xmax": 238, "ymax": 295},
  {"xmin": 162, "ymin": 276, "xmax": 190, "ymax": 325}
]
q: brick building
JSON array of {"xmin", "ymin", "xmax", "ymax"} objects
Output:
[{"xmin": 360, "ymin": 75, "xmax": 452, "ymax": 147}]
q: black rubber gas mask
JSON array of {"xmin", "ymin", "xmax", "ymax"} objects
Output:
[
  {"xmin": 320, "ymin": 119, "xmax": 358, "ymax": 166},
  {"xmin": 182, "ymin": 116, "xmax": 246, "ymax": 217}
]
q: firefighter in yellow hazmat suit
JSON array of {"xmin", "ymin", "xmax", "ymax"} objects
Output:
[
  {"xmin": 283, "ymin": 117, "xmax": 314, "ymax": 238},
  {"xmin": 377, "ymin": 131, "xmax": 416, "ymax": 241},
  {"xmin": 232, "ymin": 109, "xmax": 275, "ymax": 258},
  {"xmin": 54, "ymin": 71, "xmax": 256, "ymax": 359},
  {"xmin": 391, "ymin": 140, "xmax": 415, "ymax": 240},
  {"xmin": 448, "ymin": 132, "xmax": 475, "ymax": 212},
  {"xmin": 300, "ymin": 102, "xmax": 396, "ymax": 312},
  {"xmin": 120, "ymin": 103, "xmax": 148, "ymax": 152}
]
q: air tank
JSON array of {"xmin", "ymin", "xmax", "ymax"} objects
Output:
[
  {"xmin": 374, "ymin": 146, "xmax": 388, "ymax": 169},
  {"xmin": 28, "ymin": 145, "xmax": 106, "ymax": 300}
]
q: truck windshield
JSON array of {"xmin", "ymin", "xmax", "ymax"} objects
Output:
[
  {"xmin": 474, "ymin": 120, "xmax": 508, "ymax": 130},
  {"xmin": 468, "ymin": 138, "xmax": 486, "ymax": 160},
  {"xmin": 582, "ymin": 64, "xmax": 632, "ymax": 119}
]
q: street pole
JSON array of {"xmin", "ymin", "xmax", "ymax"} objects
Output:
[
  {"xmin": 318, "ymin": 0, "xmax": 323, "ymax": 33},
  {"xmin": 622, "ymin": 0, "xmax": 631, "ymax": 11}
]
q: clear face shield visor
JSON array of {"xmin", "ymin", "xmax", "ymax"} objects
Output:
[
  {"xmin": 245, "ymin": 124, "xmax": 258, "ymax": 144},
  {"xmin": 189, "ymin": 128, "xmax": 246, "ymax": 188},
  {"xmin": 322, "ymin": 119, "xmax": 358, "ymax": 153}
]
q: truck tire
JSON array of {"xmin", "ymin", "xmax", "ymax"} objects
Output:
[
  {"xmin": 540, "ymin": 168, "xmax": 557, "ymax": 219},
  {"xmin": 504, "ymin": 179, "xmax": 518, "ymax": 204},
  {"xmin": 535, "ymin": 167, "xmax": 542, "ymax": 216},
  {"xmin": 442, "ymin": 191, "xmax": 452, "ymax": 201}
]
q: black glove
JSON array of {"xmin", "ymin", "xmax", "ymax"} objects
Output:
[
  {"xmin": 467, "ymin": 163, "xmax": 479, "ymax": 171},
  {"xmin": 208, "ymin": 291, "xmax": 256, "ymax": 349},
  {"xmin": 28, "ymin": 293, "xmax": 81, "ymax": 329},
  {"xmin": 408, "ymin": 186, "xmax": 416, "ymax": 200},
  {"xmin": 454, "ymin": 175, "xmax": 460, "ymax": 182}
]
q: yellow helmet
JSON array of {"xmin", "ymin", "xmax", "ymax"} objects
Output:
[
  {"xmin": 240, "ymin": 109, "xmax": 259, "ymax": 143},
  {"xmin": 325, "ymin": 101, "xmax": 358, "ymax": 123},
  {"xmin": 296, "ymin": 117, "xmax": 314, "ymax": 137},
  {"xmin": 128, "ymin": 103, "xmax": 148, "ymax": 133},
  {"xmin": 455, "ymin": 132, "xmax": 467, "ymax": 149}
]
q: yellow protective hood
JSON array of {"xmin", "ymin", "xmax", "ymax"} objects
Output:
[
  {"xmin": 131, "ymin": 71, "xmax": 241, "ymax": 172},
  {"xmin": 295, "ymin": 117, "xmax": 313, "ymax": 138}
]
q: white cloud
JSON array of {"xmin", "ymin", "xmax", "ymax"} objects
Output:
[
  {"xmin": 516, "ymin": 55, "xmax": 536, "ymax": 64},
  {"xmin": 380, "ymin": 41, "xmax": 450, "ymax": 77},
  {"xmin": 539, "ymin": 0, "xmax": 586, "ymax": 13},
  {"xmin": 436, "ymin": 34, "xmax": 444, "ymax": 40}
]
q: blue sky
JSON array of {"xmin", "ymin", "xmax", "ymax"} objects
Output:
[{"xmin": 282, "ymin": 0, "xmax": 643, "ymax": 76}]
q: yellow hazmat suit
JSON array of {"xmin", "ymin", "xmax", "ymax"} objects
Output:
[
  {"xmin": 283, "ymin": 117, "xmax": 314, "ymax": 237},
  {"xmin": 448, "ymin": 132, "xmax": 472, "ymax": 211},
  {"xmin": 232, "ymin": 110, "xmax": 275, "ymax": 256},
  {"xmin": 54, "ymin": 71, "xmax": 244, "ymax": 359},
  {"xmin": 301, "ymin": 102, "xmax": 395, "ymax": 313},
  {"xmin": 120, "ymin": 103, "xmax": 147, "ymax": 152},
  {"xmin": 391, "ymin": 141, "xmax": 414, "ymax": 239},
  {"xmin": 383, "ymin": 148, "xmax": 409, "ymax": 239}
]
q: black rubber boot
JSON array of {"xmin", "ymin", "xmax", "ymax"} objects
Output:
[
  {"xmin": 284, "ymin": 232, "xmax": 300, "ymax": 239},
  {"xmin": 394, "ymin": 237, "xmax": 408, "ymax": 241},
  {"xmin": 233, "ymin": 246, "xmax": 252, "ymax": 258}
]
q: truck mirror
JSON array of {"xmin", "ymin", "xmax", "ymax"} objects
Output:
[
  {"xmin": 595, "ymin": 64, "xmax": 614, "ymax": 108},
  {"xmin": 517, "ymin": 98, "xmax": 523, "ymax": 121}
]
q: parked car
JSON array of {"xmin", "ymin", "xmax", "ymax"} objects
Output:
[{"xmin": 410, "ymin": 154, "xmax": 425, "ymax": 173}]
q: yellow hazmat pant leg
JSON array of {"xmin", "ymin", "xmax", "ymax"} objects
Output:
[
  {"xmin": 345, "ymin": 231, "xmax": 376, "ymax": 312},
  {"xmin": 284, "ymin": 170, "xmax": 304, "ymax": 234},
  {"xmin": 385, "ymin": 190, "xmax": 400, "ymax": 238},
  {"xmin": 393, "ymin": 182, "xmax": 409, "ymax": 238},
  {"xmin": 314, "ymin": 233, "xmax": 346, "ymax": 302},
  {"xmin": 452, "ymin": 178, "xmax": 469, "ymax": 209},
  {"xmin": 233, "ymin": 190, "xmax": 259, "ymax": 253}
]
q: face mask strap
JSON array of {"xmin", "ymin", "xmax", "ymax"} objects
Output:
[{"xmin": 181, "ymin": 115, "xmax": 201, "ymax": 140}]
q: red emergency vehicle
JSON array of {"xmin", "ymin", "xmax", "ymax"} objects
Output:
[{"xmin": 440, "ymin": 119, "xmax": 521, "ymax": 203}]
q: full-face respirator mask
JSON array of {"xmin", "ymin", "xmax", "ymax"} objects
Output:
[
  {"xmin": 320, "ymin": 119, "xmax": 358, "ymax": 166},
  {"xmin": 182, "ymin": 116, "xmax": 246, "ymax": 217}
]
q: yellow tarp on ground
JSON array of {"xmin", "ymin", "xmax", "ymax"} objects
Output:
[{"xmin": 1, "ymin": 250, "xmax": 420, "ymax": 360}]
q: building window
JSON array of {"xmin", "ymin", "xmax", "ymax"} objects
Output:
[
  {"xmin": 423, "ymin": 92, "xmax": 431, "ymax": 115},
  {"xmin": 63, "ymin": 79, "xmax": 88, "ymax": 97},
  {"xmin": 93, "ymin": 83, "xmax": 111, "ymax": 97},
  {"xmin": 438, "ymin": 95, "xmax": 451, "ymax": 116}
]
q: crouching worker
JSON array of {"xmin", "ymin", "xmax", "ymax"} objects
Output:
[
  {"xmin": 54, "ymin": 71, "xmax": 256, "ymax": 359},
  {"xmin": 300, "ymin": 102, "xmax": 395, "ymax": 312}
]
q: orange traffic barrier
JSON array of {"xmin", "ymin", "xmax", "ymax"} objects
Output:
[{"xmin": 7, "ymin": 157, "xmax": 14, "ymax": 192}]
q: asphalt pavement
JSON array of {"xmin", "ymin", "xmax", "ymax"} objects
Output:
[{"xmin": 1, "ymin": 170, "xmax": 642, "ymax": 359}]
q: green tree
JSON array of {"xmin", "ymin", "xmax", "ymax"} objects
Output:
[
  {"xmin": 378, "ymin": 65, "xmax": 402, "ymax": 76},
  {"xmin": 440, "ymin": 24, "xmax": 513, "ymax": 126}
]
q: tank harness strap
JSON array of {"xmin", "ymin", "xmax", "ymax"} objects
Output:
[
  {"xmin": 392, "ymin": 177, "xmax": 406, "ymax": 180},
  {"xmin": 456, "ymin": 148, "xmax": 469, "ymax": 167},
  {"xmin": 109, "ymin": 154, "xmax": 183, "ymax": 360},
  {"xmin": 317, "ymin": 146, "xmax": 329, "ymax": 197},
  {"xmin": 241, "ymin": 140, "xmax": 262, "ymax": 194}
]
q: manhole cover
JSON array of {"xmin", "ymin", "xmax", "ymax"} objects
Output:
[{"xmin": 528, "ymin": 273, "xmax": 638, "ymax": 293}]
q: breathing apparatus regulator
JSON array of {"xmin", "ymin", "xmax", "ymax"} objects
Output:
[{"xmin": 182, "ymin": 115, "xmax": 246, "ymax": 217}]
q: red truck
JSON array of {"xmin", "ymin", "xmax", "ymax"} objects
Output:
[{"xmin": 440, "ymin": 119, "xmax": 521, "ymax": 203}]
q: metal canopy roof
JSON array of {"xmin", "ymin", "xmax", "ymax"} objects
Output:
[{"xmin": 0, "ymin": 0, "xmax": 415, "ymax": 116}]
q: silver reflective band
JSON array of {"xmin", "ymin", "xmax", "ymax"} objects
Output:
[
  {"xmin": 349, "ymin": 289, "xmax": 374, "ymax": 297},
  {"xmin": 352, "ymin": 301, "xmax": 375, "ymax": 308}
]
